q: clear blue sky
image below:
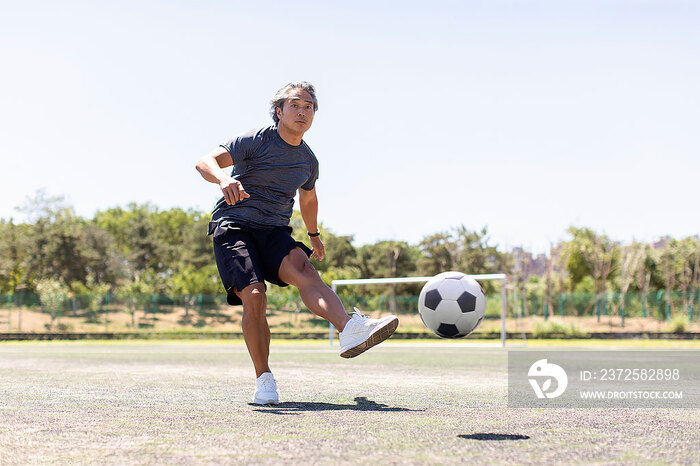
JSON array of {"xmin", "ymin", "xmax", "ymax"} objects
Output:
[{"xmin": 1, "ymin": 0, "xmax": 698, "ymax": 253}]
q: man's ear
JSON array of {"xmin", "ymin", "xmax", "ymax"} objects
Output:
[{"xmin": 276, "ymin": 106, "xmax": 282, "ymax": 120}]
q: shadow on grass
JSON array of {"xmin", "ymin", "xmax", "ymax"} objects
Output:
[
  {"xmin": 251, "ymin": 396, "xmax": 422, "ymax": 415},
  {"xmin": 458, "ymin": 433, "xmax": 530, "ymax": 441}
]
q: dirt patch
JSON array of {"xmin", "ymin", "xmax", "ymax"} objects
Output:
[{"xmin": 0, "ymin": 305, "xmax": 696, "ymax": 335}]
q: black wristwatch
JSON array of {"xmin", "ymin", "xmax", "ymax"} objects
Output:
[{"xmin": 307, "ymin": 231, "xmax": 321, "ymax": 237}]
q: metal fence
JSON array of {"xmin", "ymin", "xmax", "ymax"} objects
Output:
[
  {"xmin": 512, "ymin": 290, "xmax": 696, "ymax": 324},
  {"xmin": 1, "ymin": 290, "xmax": 695, "ymax": 323},
  {"xmin": 0, "ymin": 292, "xmax": 230, "ymax": 331}
]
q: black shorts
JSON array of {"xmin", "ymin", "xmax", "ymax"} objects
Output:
[{"xmin": 211, "ymin": 223, "xmax": 312, "ymax": 306}]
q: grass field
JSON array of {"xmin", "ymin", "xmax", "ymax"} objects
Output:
[{"xmin": 1, "ymin": 340, "xmax": 698, "ymax": 464}]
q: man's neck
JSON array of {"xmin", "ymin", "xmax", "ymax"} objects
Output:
[{"xmin": 277, "ymin": 125, "xmax": 303, "ymax": 146}]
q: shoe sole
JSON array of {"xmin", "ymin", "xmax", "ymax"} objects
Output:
[
  {"xmin": 340, "ymin": 317, "xmax": 399, "ymax": 359},
  {"xmin": 252, "ymin": 396, "xmax": 279, "ymax": 405}
]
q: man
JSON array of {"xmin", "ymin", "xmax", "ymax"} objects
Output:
[{"xmin": 195, "ymin": 82, "xmax": 399, "ymax": 405}]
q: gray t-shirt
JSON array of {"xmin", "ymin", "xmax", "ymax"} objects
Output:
[{"xmin": 209, "ymin": 126, "xmax": 319, "ymax": 229}]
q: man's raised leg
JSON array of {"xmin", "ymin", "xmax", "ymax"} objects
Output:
[
  {"xmin": 278, "ymin": 248, "xmax": 351, "ymax": 331},
  {"xmin": 278, "ymin": 248, "xmax": 398, "ymax": 358}
]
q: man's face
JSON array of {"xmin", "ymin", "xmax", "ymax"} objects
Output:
[{"xmin": 276, "ymin": 89, "xmax": 315, "ymax": 135}]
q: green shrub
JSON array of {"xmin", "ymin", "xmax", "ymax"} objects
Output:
[
  {"xmin": 666, "ymin": 314, "xmax": 688, "ymax": 333},
  {"xmin": 36, "ymin": 279, "xmax": 68, "ymax": 312},
  {"xmin": 56, "ymin": 322, "xmax": 73, "ymax": 332},
  {"xmin": 532, "ymin": 320, "xmax": 550, "ymax": 338},
  {"xmin": 532, "ymin": 319, "xmax": 588, "ymax": 338},
  {"xmin": 563, "ymin": 322, "xmax": 588, "ymax": 338}
]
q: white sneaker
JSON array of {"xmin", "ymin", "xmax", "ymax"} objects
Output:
[
  {"xmin": 253, "ymin": 372, "xmax": 279, "ymax": 405},
  {"xmin": 339, "ymin": 308, "xmax": 399, "ymax": 359}
]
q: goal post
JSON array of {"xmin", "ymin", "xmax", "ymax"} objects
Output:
[{"xmin": 330, "ymin": 273, "xmax": 510, "ymax": 347}]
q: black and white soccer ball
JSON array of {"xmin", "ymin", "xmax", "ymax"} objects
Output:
[{"xmin": 418, "ymin": 271, "xmax": 486, "ymax": 338}]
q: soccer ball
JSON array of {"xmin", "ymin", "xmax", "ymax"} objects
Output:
[{"xmin": 418, "ymin": 271, "xmax": 486, "ymax": 338}]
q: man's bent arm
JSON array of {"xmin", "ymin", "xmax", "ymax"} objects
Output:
[
  {"xmin": 196, "ymin": 147, "xmax": 249, "ymax": 205},
  {"xmin": 195, "ymin": 147, "xmax": 233, "ymax": 184}
]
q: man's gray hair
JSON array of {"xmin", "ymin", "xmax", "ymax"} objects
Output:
[{"xmin": 270, "ymin": 82, "xmax": 318, "ymax": 124}]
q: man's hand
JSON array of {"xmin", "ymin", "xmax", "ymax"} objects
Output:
[
  {"xmin": 219, "ymin": 177, "xmax": 250, "ymax": 205},
  {"xmin": 309, "ymin": 236, "xmax": 325, "ymax": 261}
]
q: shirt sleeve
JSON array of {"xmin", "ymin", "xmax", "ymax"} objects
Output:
[
  {"xmin": 300, "ymin": 157, "xmax": 319, "ymax": 191},
  {"xmin": 220, "ymin": 129, "xmax": 259, "ymax": 165}
]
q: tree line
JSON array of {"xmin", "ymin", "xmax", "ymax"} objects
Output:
[{"xmin": 0, "ymin": 192, "xmax": 698, "ymax": 318}]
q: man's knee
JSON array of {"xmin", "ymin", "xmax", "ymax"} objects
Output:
[
  {"xmin": 281, "ymin": 248, "xmax": 318, "ymax": 286},
  {"xmin": 238, "ymin": 283, "xmax": 266, "ymax": 314}
]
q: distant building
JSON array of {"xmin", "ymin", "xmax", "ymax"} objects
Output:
[
  {"xmin": 651, "ymin": 236, "xmax": 671, "ymax": 250},
  {"xmin": 512, "ymin": 247, "xmax": 547, "ymax": 278}
]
